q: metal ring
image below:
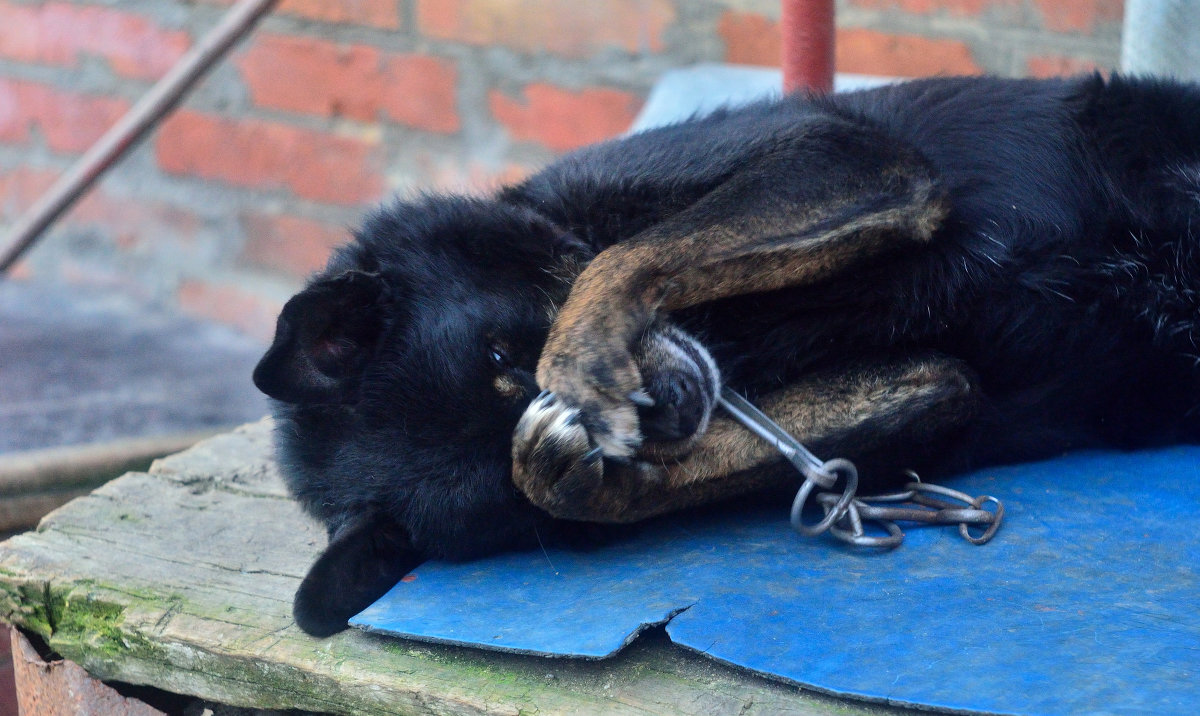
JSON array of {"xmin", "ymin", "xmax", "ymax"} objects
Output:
[
  {"xmin": 830, "ymin": 517, "xmax": 904, "ymax": 548},
  {"xmin": 910, "ymin": 480, "xmax": 976, "ymax": 506},
  {"xmin": 860, "ymin": 489, "xmax": 918, "ymax": 503},
  {"xmin": 932, "ymin": 508, "xmax": 1000, "ymax": 524},
  {"xmin": 959, "ymin": 495, "xmax": 1004, "ymax": 545},
  {"xmin": 842, "ymin": 498, "xmax": 865, "ymax": 537},
  {"xmin": 790, "ymin": 458, "xmax": 858, "ymax": 536}
]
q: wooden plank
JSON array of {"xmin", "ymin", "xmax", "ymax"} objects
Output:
[
  {"xmin": 0, "ymin": 430, "xmax": 227, "ymax": 532},
  {"xmin": 0, "ymin": 420, "xmax": 906, "ymax": 715},
  {"xmin": 0, "ymin": 430, "xmax": 225, "ymax": 494}
]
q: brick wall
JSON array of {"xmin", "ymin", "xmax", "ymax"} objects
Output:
[{"xmin": 0, "ymin": 0, "xmax": 1124, "ymax": 341}]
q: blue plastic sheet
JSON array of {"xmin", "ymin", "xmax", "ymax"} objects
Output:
[{"xmin": 353, "ymin": 448, "xmax": 1200, "ymax": 714}]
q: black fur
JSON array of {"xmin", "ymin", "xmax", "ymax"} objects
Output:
[
  {"xmin": 292, "ymin": 511, "xmax": 420, "ymax": 637},
  {"xmin": 255, "ymin": 75, "xmax": 1200, "ymax": 635}
]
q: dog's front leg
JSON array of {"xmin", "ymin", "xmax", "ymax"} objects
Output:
[
  {"xmin": 535, "ymin": 130, "xmax": 948, "ymax": 461},
  {"xmin": 515, "ymin": 353, "xmax": 977, "ymax": 523}
]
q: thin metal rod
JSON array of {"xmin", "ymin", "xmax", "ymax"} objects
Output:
[
  {"xmin": 717, "ymin": 387, "xmax": 826, "ymax": 475},
  {"xmin": 0, "ymin": 0, "xmax": 281, "ymax": 274}
]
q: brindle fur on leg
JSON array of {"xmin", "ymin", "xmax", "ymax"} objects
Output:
[
  {"xmin": 534, "ymin": 141, "xmax": 947, "ymax": 462},
  {"xmin": 515, "ymin": 353, "xmax": 977, "ymax": 523}
]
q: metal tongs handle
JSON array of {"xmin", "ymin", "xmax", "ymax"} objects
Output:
[
  {"xmin": 718, "ymin": 387, "xmax": 828, "ymax": 482},
  {"xmin": 718, "ymin": 387, "xmax": 859, "ymax": 536}
]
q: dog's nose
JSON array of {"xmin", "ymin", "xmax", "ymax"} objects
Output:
[{"xmin": 638, "ymin": 369, "xmax": 706, "ymax": 442}]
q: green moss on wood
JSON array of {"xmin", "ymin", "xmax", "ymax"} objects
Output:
[
  {"xmin": 0, "ymin": 578, "xmax": 54, "ymax": 639},
  {"xmin": 51, "ymin": 589, "xmax": 143, "ymax": 656}
]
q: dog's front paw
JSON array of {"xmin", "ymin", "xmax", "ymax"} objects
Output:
[
  {"xmin": 536, "ymin": 344, "xmax": 646, "ymax": 460},
  {"xmin": 512, "ymin": 391, "xmax": 667, "ymax": 522},
  {"xmin": 512, "ymin": 391, "xmax": 606, "ymax": 520}
]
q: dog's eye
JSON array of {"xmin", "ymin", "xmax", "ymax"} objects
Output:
[{"xmin": 488, "ymin": 344, "xmax": 509, "ymax": 368}]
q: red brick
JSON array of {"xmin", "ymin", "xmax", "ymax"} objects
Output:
[
  {"xmin": 0, "ymin": 1, "xmax": 189, "ymax": 80},
  {"xmin": 0, "ymin": 79, "xmax": 129, "ymax": 154},
  {"xmin": 847, "ymin": 0, "xmax": 1018, "ymax": 16},
  {"xmin": 154, "ymin": 110, "xmax": 385, "ymax": 205},
  {"xmin": 1027, "ymin": 55, "xmax": 1103, "ymax": 78},
  {"xmin": 0, "ymin": 165, "xmax": 203, "ymax": 250},
  {"xmin": 413, "ymin": 152, "xmax": 534, "ymax": 193},
  {"xmin": 0, "ymin": 164, "xmax": 208, "ymax": 281},
  {"xmin": 240, "ymin": 213, "xmax": 350, "ymax": 277},
  {"xmin": 836, "ymin": 28, "xmax": 982, "ymax": 76},
  {"xmin": 489, "ymin": 84, "xmax": 641, "ymax": 152},
  {"xmin": 55, "ymin": 257, "xmax": 131, "ymax": 291},
  {"xmin": 199, "ymin": 0, "xmax": 402, "ymax": 29},
  {"xmin": 237, "ymin": 34, "xmax": 459, "ymax": 133},
  {"xmin": 70, "ymin": 192, "xmax": 203, "ymax": 252},
  {"xmin": 178, "ymin": 279, "xmax": 282, "ymax": 342},
  {"xmin": 0, "ymin": 166, "xmax": 58, "ymax": 216},
  {"xmin": 417, "ymin": 0, "xmax": 676, "ymax": 58},
  {"xmin": 719, "ymin": 11, "xmax": 781, "ymax": 67},
  {"xmin": 5, "ymin": 259, "xmax": 33, "ymax": 280},
  {"xmin": 1032, "ymin": 0, "xmax": 1123, "ymax": 34}
]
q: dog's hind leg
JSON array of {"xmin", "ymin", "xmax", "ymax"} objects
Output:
[{"xmin": 513, "ymin": 352, "xmax": 977, "ymax": 523}]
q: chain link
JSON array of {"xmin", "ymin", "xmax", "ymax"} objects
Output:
[{"xmin": 718, "ymin": 388, "xmax": 1004, "ymax": 548}]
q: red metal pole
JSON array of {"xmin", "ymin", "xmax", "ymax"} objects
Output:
[
  {"xmin": 0, "ymin": 0, "xmax": 280, "ymax": 275},
  {"xmin": 781, "ymin": 0, "xmax": 835, "ymax": 94}
]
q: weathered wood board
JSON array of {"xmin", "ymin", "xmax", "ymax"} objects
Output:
[{"xmin": 0, "ymin": 420, "xmax": 906, "ymax": 715}]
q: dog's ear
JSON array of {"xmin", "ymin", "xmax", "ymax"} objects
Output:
[
  {"xmin": 544, "ymin": 230, "xmax": 593, "ymax": 282},
  {"xmin": 253, "ymin": 270, "xmax": 387, "ymax": 404},
  {"xmin": 293, "ymin": 513, "xmax": 422, "ymax": 637}
]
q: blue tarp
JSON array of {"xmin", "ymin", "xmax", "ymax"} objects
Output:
[{"xmin": 353, "ymin": 448, "xmax": 1200, "ymax": 714}]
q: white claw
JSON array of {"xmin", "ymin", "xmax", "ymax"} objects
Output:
[{"xmin": 628, "ymin": 389, "xmax": 655, "ymax": 407}]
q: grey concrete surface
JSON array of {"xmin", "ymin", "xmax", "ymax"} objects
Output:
[{"xmin": 0, "ymin": 280, "xmax": 269, "ymax": 453}]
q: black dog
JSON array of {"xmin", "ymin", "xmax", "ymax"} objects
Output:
[{"xmin": 254, "ymin": 75, "xmax": 1200, "ymax": 636}]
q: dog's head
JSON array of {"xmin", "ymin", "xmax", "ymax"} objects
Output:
[{"xmin": 253, "ymin": 195, "xmax": 592, "ymax": 635}]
